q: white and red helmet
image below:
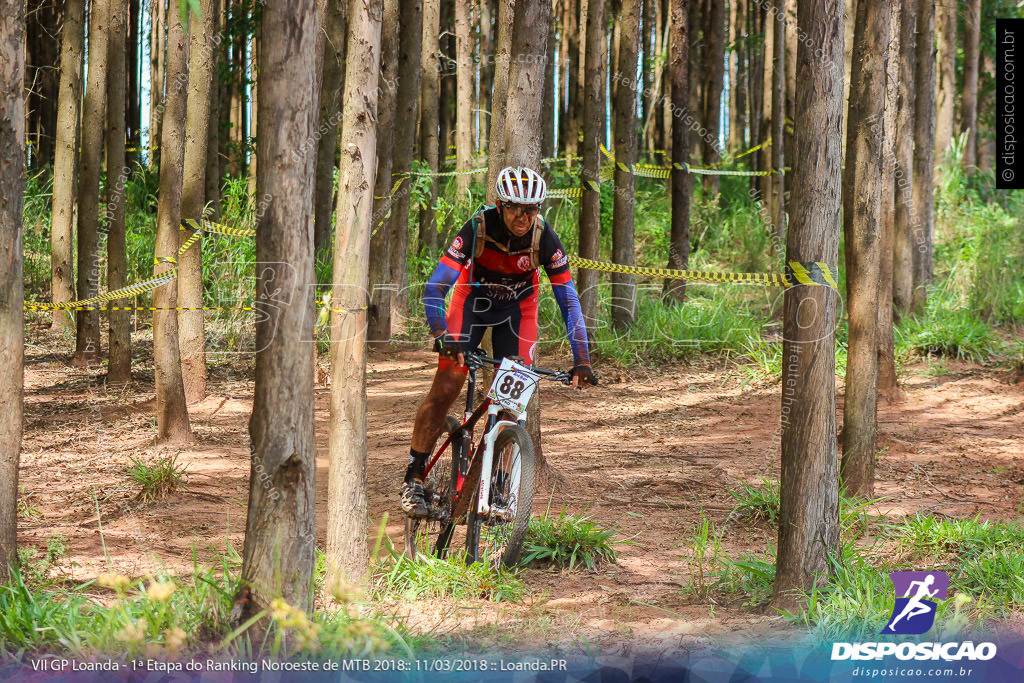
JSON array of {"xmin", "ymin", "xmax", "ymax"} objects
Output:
[{"xmin": 495, "ymin": 166, "xmax": 547, "ymax": 204}]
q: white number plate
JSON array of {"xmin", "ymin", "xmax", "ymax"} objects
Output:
[{"xmin": 486, "ymin": 358, "xmax": 540, "ymax": 420}]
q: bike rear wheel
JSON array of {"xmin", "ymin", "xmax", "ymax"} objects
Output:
[
  {"xmin": 405, "ymin": 416, "xmax": 462, "ymax": 560},
  {"xmin": 467, "ymin": 425, "xmax": 535, "ymax": 570}
]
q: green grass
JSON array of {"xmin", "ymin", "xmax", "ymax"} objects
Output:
[
  {"xmin": 370, "ymin": 547, "xmax": 525, "ymax": 603},
  {"xmin": 521, "ymin": 507, "xmax": 623, "ymax": 571},
  {"xmin": 895, "ymin": 292, "xmax": 1001, "ymax": 363},
  {"xmin": 125, "ymin": 453, "xmax": 188, "ymax": 502}
]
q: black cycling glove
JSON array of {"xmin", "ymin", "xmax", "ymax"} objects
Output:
[
  {"xmin": 433, "ymin": 332, "xmax": 462, "ymax": 359},
  {"xmin": 572, "ymin": 365, "xmax": 598, "ymax": 386}
]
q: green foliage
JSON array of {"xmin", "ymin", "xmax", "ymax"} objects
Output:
[
  {"xmin": 371, "ymin": 547, "xmax": 525, "ymax": 603},
  {"xmin": 16, "ymin": 535, "xmax": 69, "ymax": 588},
  {"xmin": 126, "ymin": 453, "xmax": 188, "ymax": 502},
  {"xmin": 521, "ymin": 508, "xmax": 622, "ymax": 571},
  {"xmin": 895, "ymin": 291, "xmax": 999, "ymax": 363},
  {"xmin": 727, "ymin": 477, "xmax": 780, "ymax": 524}
]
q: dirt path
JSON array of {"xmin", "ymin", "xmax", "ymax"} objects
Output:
[{"xmin": 18, "ymin": 327, "xmax": 1024, "ymax": 653}]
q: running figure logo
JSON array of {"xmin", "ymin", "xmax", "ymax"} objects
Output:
[{"xmin": 883, "ymin": 571, "xmax": 949, "ymax": 635}]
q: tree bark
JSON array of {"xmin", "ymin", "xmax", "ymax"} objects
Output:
[
  {"xmin": 960, "ymin": 0, "xmax": 980, "ymax": 173},
  {"xmin": 933, "ymin": 0, "xmax": 955, "ymax": 165},
  {"xmin": 912, "ymin": 0, "xmax": 935, "ymax": 313},
  {"xmin": 313, "ymin": 0, "xmax": 347, "ymax": 259},
  {"xmin": 892, "ymin": 0, "xmax": 916, "ymax": 319},
  {"xmin": 772, "ymin": 0, "xmax": 843, "ymax": 612},
  {"xmin": 74, "ymin": 0, "xmax": 110, "ymax": 365},
  {"xmin": 149, "ymin": 0, "xmax": 165, "ymax": 165},
  {"xmin": 484, "ymin": 0, "xmax": 515, "ymax": 205},
  {"xmin": 561, "ymin": 0, "xmax": 579, "ymax": 160},
  {"xmin": 389, "ymin": 0, "xmax": 423, "ymax": 278},
  {"xmin": 179, "ymin": 0, "xmax": 219, "ymax": 405},
  {"xmin": 840, "ymin": 0, "xmax": 890, "ymax": 499},
  {"xmin": 152, "ymin": 1, "xmax": 191, "ymax": 443},
  {"xmin": 240, "ymin": 0, "xmax": 320, "ymax": 616},
  {"xmin": 106, "ymin": 0, "xmax": 131, "ymax": 384},
  {"xmin": 770, "ymin": 0, "xmax": 785, "ymax": 237},
  {"xmin": 701, "ymin": 0, "xmax": 724, "ymax": 197},
  {"xmin": 327, "ymin": 0, "xmax": 382, "ymax": 581},
  {"xmin": 127, "ymin": 0, "xmax": 142, "ymax": 166},
  {"xmin": 0, "ymin": 0, "xmax": 26, "ymax": 582},
  {"xmin": 366, "ymin": 0, "xmax": 398, "ymax": 343},
  {"xmin": 664, "ymin": 0, "xmax": 690, "ymax": 305},
  {"xmin": 204, "ymin": 0, "xmax": 223, "ymax": 216},
  {"xmin": 877, "ymin": 3, "xmax": 901, "ymax": 404},
  {"xmin": 418, "ymin": 0, "xmax": 442, "ymax": 243},
  {"xmin": 612, "ymin": 0, "xmax": 639, "ymax": 329},
  {"xmin": 541, "ymin": 5, "xmax": 556, "ymax": 159},
  {"xmin": 438, "ymin": 0, "xmax": 454, "ymax": 169},
  {"xmin": 578, "ymin": 0, "xmax": 605, "ymax": 336},
  {"xmin": 50, "ymin": 0, "xmax": 84, "ymax": 332},
  {"xmin": 756, "ymin": 0, "xmax": 772, "ymax": 200},
  {"xmin": 454, "ymin": 0, "xmax": 472, "ymax": 195}
]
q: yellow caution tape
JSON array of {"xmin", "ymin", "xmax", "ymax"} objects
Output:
[
  {"xmin": 567, "ymin": 255, "xmax": 839, "ymax": 289},
  {"xmin": 600, "ymin": 144, "xmax": 775, "ymax": 178}
]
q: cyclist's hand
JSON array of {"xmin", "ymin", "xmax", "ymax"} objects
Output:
[
  {"xmin": 433, "ymin": 332, "xmax": 465, "ymax": 367},
  {"xmin": 571, "ymin": 364, "xmax": 598, "ymax": 389}
]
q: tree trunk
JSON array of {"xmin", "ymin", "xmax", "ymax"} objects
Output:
[
  {"xmin": 327, "ymin": 0, "xmax": 382, "ymax": 582},
  {"xmin": 892, "ymin": 0, "xmax": 917, "ymax": 319},
  {"xmin": 728, "ymin": 0, "xmax": 741, "ymax": 152},
  {"xmin": 204, "ymin": 0, "xmax": 223, "ymax": 216},
  {"xmin": 127, "ymin": 0, "xmax": 142, "ymax": 166},
  {"xmin": 246, "ymin": 29, "xmax": 259, "ymax": 200},
  {"xmin": 877, "ymin": 2, "xmax": 901, "ymax": 404},
  {"xmin": 418, "ymin": 0, "xmax": 441, "ymax": 249},
  {"xmin": 454, "ymin": 0, "xmax": 472, "ymax": 195},
  {"xmin": 27, "ymin": 0, "xmax": 61, "ymax": 168},
  {"xmin": 840, "ymin": 0, "xmax": 890, "ymax": 499},
  {"xmin": 389, "ymin": 0, "xmax": 423, "ymax": 280},
  {"xmin": 912, "ymin": 0, "xmax": 935, "ymax": 313},
  {"xmin": 241, "ymin": 0, "xmax": 320, "ymax": 616},
  {"xmin": 50, "ymin": 0, "xmax": 84, "ymax": 332},
  {"xmin": 149, "ymin": 0, "xmax": 165, "ymax": 165},
  {"xmin": 933, "ymin": 0, "xmax": 955, "ymax": 165},
  {"xmin": 960, "ymin": 0, "xmax": 980, "ymax": 173},
  {"xmin": 438, "ymin": 0, "xmax": 454, "ymax": 170},
  {"xmin": 783, "ymin": 0, "xmax": 796, "ymax": 176},
  {"xmin": 770, "ymin": 0, "xmax": 785, "ymax": 237},
  {"xmin": 479, "ymin": 0, "xmax": 493, "ymax": 153},
  {"xmin": 542, "ymin": 7, "xmax": 556, "ymax": 159},
  {"xmin": 664, "ymin": 0, "xmax": 690, "ymax": 304},
  {"xmin": 747, "ymin": 0, "xmax": 763, "ymax": 191},
  {"xmin": 772, "ymin": 0, "xmax": 843, "ymax": 612},
  {"xmin": 179, "ymin": 0, "xmax": 218, "ymax": 405},
  {"xmin": 106, "ymin": 0, "xmax": 131, "ymax": 384},
  {"xmin": 578, "ymin": 0, "xmax": 605, "ymax": 336},
  {"xmin": 0, "ymin": 0, "xmax": 25, "ymax": 583},
  {"xmin": 152, "ymin": 1, "xmax": 191, "ymax": 443},
  {"xmin": 313, "ymin": 0, "xmax": 347, "ymax": 260},
  {"xmin": 484, "ymin": 0, "xmax": 514, "ymax": 205},
  {"xmin": 366, "ymin": 0, "xmax": 398, "ymax": 343},
  {"xmin": 561, "ymin": 0, "xmax": 579, "ymax": 160},
  {"xmin": 611, "ymin": 0, "xmax": 639, "ymax": 329},
  {"xmin": 701, "ymin": 0, "xmax": 724, "ymax": 197},
  {"xmin": 74, "ymin": 0, "xmax": 111, "ymax": 366},
  {"xmin": 756, "ymin": 0, "xmax": 772, "ymax": 200}
]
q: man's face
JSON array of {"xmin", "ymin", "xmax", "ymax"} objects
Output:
[{"xmin": 499, "ymin": 202, "xmax": 541, "ymax": 236}]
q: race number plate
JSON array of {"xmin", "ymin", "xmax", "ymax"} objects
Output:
[{"xmin": 486, "ymin": 358, "xmax": 540, "ymax": 420}]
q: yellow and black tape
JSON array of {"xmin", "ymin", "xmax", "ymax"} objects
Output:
[
  {"xmin": 601, "ymin": 144, "xmax": 775, "ymax": 178},
  {"xmin": 567, "ymin": 255, "xmax": 839, "ymax": 289}
]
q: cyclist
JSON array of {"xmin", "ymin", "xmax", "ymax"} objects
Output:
[{"xmin": 401, "ymin": 166, "xmax": 598, "ymax": 517}]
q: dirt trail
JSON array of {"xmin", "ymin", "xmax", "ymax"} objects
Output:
[{"xmin": 19, "ymin": 327, "xmax": 1024, "ymax": 652}]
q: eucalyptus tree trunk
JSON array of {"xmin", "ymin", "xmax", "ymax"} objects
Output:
[
  {"xmin": 153, "ymin": 3, "xmax": 191, "ymax": 443},
  {"xmin": 611, "ymin": 0, "xmax": 640, "ymax": 329},
  {"xmin": 664, "ymin": 0, "xmax": 691, "ymax": 305},
  {"xmin": 0, "ymin": 0, "xmax": 25, "ymax": 582},
  {"xmin": 204, "ymin": 0, "xmax": 222, "ymax": 216},
  {"xmin": 106, "ymin": 0, "xmax": 131, "ymax": 384},
  {"xmin": 877, "ymin": 4, "xmax": 901, "ymax": 404},
  {"xmin": 840, "ymin": 0, "xmax": 891, "ymax": 499},
  {"xmin": 180, "ymin": 0, "xmax": 219, "ymax": 404},
  {"xmin": 389, "ymin": 0, "xmax": 423, "ymax": 268},
  {"xmin": 578, "ymin": 0, "xmax": 605, "ymax": 334},
  {"xmin": 50, "ymin": 0, "xmax": 84, "ymax": 331},
  {"xmin": 484, "ymin": 0, "xmax": 515, "ymax": 205},
  {"xmin": 934, "ymin": 0, "xmax": 956, "ymax": 164},
  {"xmin": 454, "ymin": 0, "xmax": 472, "ymax": 195},
  {"xmin": 149, "ymin": 0, "xmax": 165, "ymax": 165},
  {"xmin": 892, "ymin": 0, "xmax": 917, "ymax": 319},
  {"xmin": 418, "ymin": 0, "xmax": 442, "ymax": 241},
  {"xmin": 240, "ymin": 0, "xmax": 320, "ymax": 616},
  {"xmin": 313, "ymin": 0, "xmax": 348, "ymax": 259},
  {"xmin": 960, "ymin": 0, "xmax": 980, "ymax": 174},
  {"xmin": 770, "ymin": 0, "xmax": 785, "ymax": 236},
  {"xmin": 912, "ymin": 0, "xmax": 936, "ymax": 313},
  {"xmin": 773, "ymin": 0, "xmax": 843, "ymax": 612},
  {"xmin": 701, "ymin": 0, "xmax": 724, "ymax": 198},
  {"xmin": 73, "ymin": 0, "xmax": 110, "ymax": 366},
  {"xmin": 327, "ymin": 0, "xmax": 382, "ymax": 581}
]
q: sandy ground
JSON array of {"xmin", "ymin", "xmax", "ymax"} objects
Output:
[{"xmin": 18, "ymin": 323, "xmax": 1024, "ymax": 654}]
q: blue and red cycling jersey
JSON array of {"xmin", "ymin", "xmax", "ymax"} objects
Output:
[{"xmin": 423, "ymin": 207, "xmax": 590, "ymax": 367}]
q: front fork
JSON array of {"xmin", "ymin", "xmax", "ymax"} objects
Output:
[{"xmin": 465, "ymin": 408, "xmax": 521, "ymax": 563}]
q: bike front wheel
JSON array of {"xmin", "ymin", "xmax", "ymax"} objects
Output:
[
  {"xmin": 405, "ymin": 415, "xmax": 462, "ymax": 560},
  {"xmin": 468, "ymin": 425, "xmax": 536, "ymax": 570}
]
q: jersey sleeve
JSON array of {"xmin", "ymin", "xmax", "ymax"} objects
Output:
[
  {"xmin": 541, "ymin": 226, "xmax": 591, "ymax": 366},
  {"xmin": 540, "ymin": 223, "xmax": 572, "ymax": 285},
  {"xmin": 439, "ymin": 218, "xmax": 476, "ymax": 271},
  {"xmin": 424, "ymin": 218, "xmax": 475, "ymax": 335}
]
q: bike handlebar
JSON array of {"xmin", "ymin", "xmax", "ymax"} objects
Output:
[{"xmin": 463, "ymin": 350, "xmax": 573, "ymax": 386}]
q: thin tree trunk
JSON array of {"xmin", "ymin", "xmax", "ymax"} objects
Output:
[
  {"xmin": 728, "ymin": 0, "xmax": 740, "ymax": 152},
  {"xmin": 772, "ymin": 0, "xmax": 843, "ymax": 612},
  {"xmin": 960, "ymin": 0, "xmax": 980, "ymax": 173},
  {"xmin": 438, "ymin": 0, "xmax": 454, "ymax": 169},
  {"xmin": 770, "ymin": 0, "xmax": 784, "ymax": 236},
  {"xmin": 484, "ymin": 0, "xmax": 514, "ymax": 205},
  {"xmin": 877, "ymin": 4, "xmax": 900, "ymax": 404},
  {"xmin": 327, "ymin": 0, "xmax": 383, "ymax": 582},
  {"xmin": 179, "ymin": 0, "xmax": 219, "ymax": 405},
  {"xmin": 314, "ymin": 0, "xmax": 347, "ymax": 259},
  {"xmin": 205, "ymin": 0, "xmax": 223, "ymax": 216},
  {"xmin": 152, "ymin": 1, "xmax": 191, "ymax": 443},
  {"xmin": 454, "ymin": 0, "xmax": 472, "ymax": 195},
  {"xmin": 664, "ymin": 0, "xmax": 690, "ymax": 304},
  {"xmin": 840, "ymin": 0, "xmax": 890, "ymax": 499},
  {"xmin": 479, "ymin": 0, "xmax": 493, "ymax": 153},
  {"xmin": 74, "ymin": 0, "xmax": 111, "ymax": 366},
  {"xmin": 578, "ymin": 0, "xmax": 605, "ymax": 337},
  {"xmin": 934, "ymin": 0, "xmax": 955, "ymax": 164},
  {"xmin": 418, "ymin": 0, "xmax": 441, "ymax": 248},
  {"xmin": 562, "ymin": 0, "xmax": 579, "ymax": 160},
  {"xmin": 390, "ymin": 0, "xmax": 423, "ymax": 270},
  {"xmin": 149, "ymin": 0, "xmax": 165, "ymax": 165},
  {"xmin": 0, "ymin": 0, "xmax": 26, "ymax": 582},
  {"xmin": 757, "ymin": 0, "xmax": 772, "ymax": 200},
  {"xmin": 701, "ymin": 0, "xmax": 724, "ymax": 197},
  {"xmin": 367, "ymin": 0, "xmax": 398, "ymax": 343},
  {"xmin": 783, "ymin": 0, "xmax": 796, "ymax": 176},
  {"xmin": 247, "ymin": 29, "xmax": 259, "ymax": 199},
  {"xmin": 50, "ymin": 0, "xmax": 84, "ymax": 331},
  {"xmin": 240, "ymin": 0, "xmax": 320, "ymax": 616},
  {"xmin": 106, "ymin": 0, "xmax": 131, "ymax": 384},
  {"xmin": 912, "ymin": 0, "xmax": 935, "ymax": 313},
  {"xmin": 127, "ymin": 0, "xmax": 142, "ymax": 166},
  {"xmin": 892, "ymin": 0, "xmax": 917, "ymax": 319},
  {"xmin": 611, "ymin": 0, "xmax": 639, "ymax": 329},
  {"xmin": 542, "ymin": 8, "xmax": 556, "ymax": 159}
]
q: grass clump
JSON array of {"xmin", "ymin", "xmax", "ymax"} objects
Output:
[
  {"xmin": 521, "ymin": 508, "xmax": 622, "ymax": 571},
  {"xmin": 896, "ymin": 293, "xmax": 1000, "ymax": 363},
  {"xmin": 371, "ymin": 548, "xmax": 525, "ymax": 603},
  {"xmin": 126, "ymin": 453, "xmax": 187, "ymax": 502}
]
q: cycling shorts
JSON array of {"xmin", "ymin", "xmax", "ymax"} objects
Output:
[{"xmin": 439, "ymin": 291, "xmax": 538, "ymax": 373}]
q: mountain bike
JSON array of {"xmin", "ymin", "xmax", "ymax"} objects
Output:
[{"xmin": 404, "ymin": 350, "xmax": 572, "ymax": 569}]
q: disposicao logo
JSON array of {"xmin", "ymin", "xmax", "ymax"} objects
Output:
[{"xmin": 883, "ymin": 571, "xmax": 948, "ymax": 635}]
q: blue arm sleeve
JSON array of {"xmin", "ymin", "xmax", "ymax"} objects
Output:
[
  {"xmin": 423, "ymin": 262, "xmax": 461, "ymax": 334},
  {"xmin": 551, "ymin": 280, "xmax": 591, "ymax": 367}
]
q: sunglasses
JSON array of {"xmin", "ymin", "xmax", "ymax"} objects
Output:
[{"xmin": 502, "ymin": 202, "xmax": 541, "ymax": 216}]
